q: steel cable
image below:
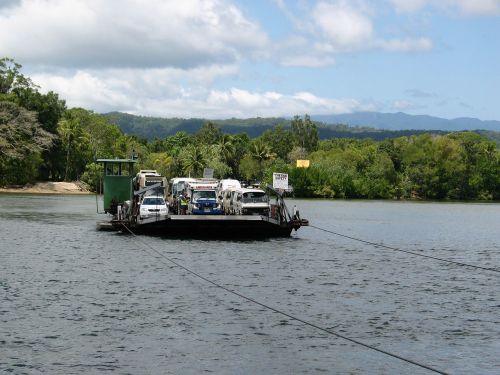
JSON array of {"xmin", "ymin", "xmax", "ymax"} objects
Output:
[
  {"xmin": 308, "ymin": 224, "xmax": 500, "ymax": 274},
  {"xmin": 121, "ymin": 223, "xmax": 449, "ymax": 374}
]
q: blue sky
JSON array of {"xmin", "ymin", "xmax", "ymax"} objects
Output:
[{"xmin": 1, "ymin": 0, "xmax": 499, "ymax": 120}]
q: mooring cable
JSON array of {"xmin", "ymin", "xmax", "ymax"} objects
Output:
[
  {"xmin": 308, "ymin": 224, "xmax": 500, "ymax": 274},
  {"xmin": 120, "ymin": 223, "xmax": 448, "ymax": 375}
]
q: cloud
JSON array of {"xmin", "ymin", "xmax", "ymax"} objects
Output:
[
  {"xmin": 389, "ymin": 0, "xmax": 500, "ymax": 15},
  {"xmin": 0, "ymin": 0, "xmax": 20, "ymax": 9},
  {"xmin": 378, "ymin": 37, "xmax": 433, "ymax": 52},
  {"xmin": 32, "ymin": 64, "xmax": 240, "ymax": 113},
  {"xmin": 32, "ymin": 68, "xmax": 372, "ymax": 117},
  {"xmin": 312, "ymin": 1, "xmax": 373, "ymax": 51},
  {"xmin": 0, "ymin": 0, "xmax": 268, "ymax": 69},
  {"xmin": 271, "ymin": 0, "xmax": 433, "ymax": 67},
  {"xmin": 280, "ymin": 55, "xmax": 336, "ymax": 68},
  {"xmin": 392, "ymin": 100, "xmax": 417, "ymax": 110},
  {"xmin": 204, "ymin": 89, "xmax": 372, "ymax": 117},
  {"xmin": 405, "ymin": 89, "xmax": 436, "ymax": 98},
  {"xmin": 389, "ymin": 0, "xmax": 430, "ymax": 12}
]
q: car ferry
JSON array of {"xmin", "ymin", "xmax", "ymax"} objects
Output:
[{"xmin": 95, "ymin": 158, "xmax": 308, "ymax": 238}]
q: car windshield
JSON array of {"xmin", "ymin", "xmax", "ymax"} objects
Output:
[
  {"xmin": 193, "ymin": 190, "xmax": 216, "ymax": 200},
  {"xmin": 242, "ymin": 191, "xmax": 267, "ymax": 202},
  {"xmin": 142, "ymin": 197, "xmax": 165, "ymax": 205}
]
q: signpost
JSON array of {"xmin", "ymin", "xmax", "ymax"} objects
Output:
[
  {"xmin": 273, "ymin": 173, "xmax": 288, "ymax": 190},
  {"xmin": 203, "ymin": 168, "xmax": 214, "ymax": 179},
  {"xmin": 296, "ymin": 159, "xmax": 310, "ymax": 168}
]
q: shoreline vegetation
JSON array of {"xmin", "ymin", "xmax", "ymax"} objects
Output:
[
  {"xmin": 1, "ymin": 182, "xmax": 498, "ymax": 203},
  {"xmin": 1, "ymin": 57, "xmax": 499, "ymax": 201}
]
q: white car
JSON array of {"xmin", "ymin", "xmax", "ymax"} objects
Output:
[{"xmin": 139, "ymin": 195, "xmax": 168, "ymax": 220}]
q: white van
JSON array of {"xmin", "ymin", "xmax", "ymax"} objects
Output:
[
  {"xmin": 216, "ymin": 179, "xmax": 241, "ymax": 200},
  {"xmin": 222, "ymin": 188, "xmax": 239, "ymax": 214},
  {"xmin": 232, "ymin": 188, "xmax": 269, "ymax": 215}
]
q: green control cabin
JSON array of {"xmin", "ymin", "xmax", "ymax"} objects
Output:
[{"xmin": 97, "ymin": 158, "xmax": 137, "ymax": 214}]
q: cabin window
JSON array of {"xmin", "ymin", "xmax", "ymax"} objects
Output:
[
  {"xmin": 142, "ymin": 197, "xmax": 165, "ymax": 205},
  {"xmin": 193, "ymin": 190, "xmax": 216, "ymax": 200}
]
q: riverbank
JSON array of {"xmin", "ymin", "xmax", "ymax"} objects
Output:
[{"xmin": 0, "ymin": 181, "xmax": 92, "ymax": 194}]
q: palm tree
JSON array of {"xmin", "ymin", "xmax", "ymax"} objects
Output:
[
  {"xmin": 217, "ymin": 134, "xmax": 235, "ymax": 164},
  {"xmin": 250, "ymin": 139, "xmax": 275, "ymax": 164},
  {"xmin": 249, "ymin": 139, "xmax": 275, "ymax": 181},
  {"xmin": 57, "ymin": 116, "xmax": 87, "ymax": 181},
  {"xmin": 181, "ymin": 145, "xmax": 207, "ymax": 177}
]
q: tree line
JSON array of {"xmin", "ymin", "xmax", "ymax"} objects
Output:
[{"xmin": 1, "ymin": 57, "xmax": 499, "ymax": 200}]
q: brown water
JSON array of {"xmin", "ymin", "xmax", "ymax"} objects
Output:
[{"xmin": 0, "ymin": 194, "xmax": 499, "ymax": 374}]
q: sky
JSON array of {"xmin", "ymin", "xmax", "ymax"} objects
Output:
[{"xmin": 0, "ymin": 0, "xmax": 499, "ymax": 120}]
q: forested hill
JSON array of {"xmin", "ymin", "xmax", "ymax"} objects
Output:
[
  {"xmin": 103, "ymin": 111, "xmax": 453, "ymax": 141},
  {"xmin": 312, "ymin": 112, "xmax": 500, "ymax": 131}
]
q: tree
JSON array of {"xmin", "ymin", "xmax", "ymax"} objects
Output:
[
  {"xmin": 0, "ymin": 101, "xmax": 54, "ymax": 185},
  {"xmin": 164, "ymin": 131, "xmax": 193, "ymax": 156},
  {"xmin": 0, "ymin": 101, "xmax": 54, "ymax": 158},
  {"xmin": 291, "ymin": 114, "xmax": 319, "ymax": 152},
  {"xmin": 241, "ymin": 139, "xmax": 276, "ymax": 181},
  {"xmin": 261, "ymin": 124, "xmax": 294, "ymax": 161},
  {"xmin": 58, "ymin": 112, "xmax": 89, "ymax": 181},
  {"xmin": 0, "ymin": 58, "xmax": 33, "ymax": 96},
  {"xmin": 140, "ymin": 152, "xmax": 173, "ymax": 178},
  {"xmin": 217, "ymin": 134, "xmax": 235, "ymax": 164},
  {"xmin": 180, "ymin": 145, "xmax": 207, "ymax": 177},
  {"xmin": 1, "ymin": 57, "xmax": 66, "ymax": 180},
  {"xmin": 228, "ymin": 133, "xmax": 250, "ymax": 178},
  {"xmin": 206, "ymin": 145, "xmax": 231, "ymax": 178},
  {"xmin": 195, "ymin": 121, "xmax": 222, "ymax": 145}
]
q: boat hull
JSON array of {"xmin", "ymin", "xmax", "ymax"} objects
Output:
[{"xmin": 121, "ymin": 215, "xmax": 295, "ymax": 238}]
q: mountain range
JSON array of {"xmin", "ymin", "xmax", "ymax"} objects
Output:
[
  {"xmin": 103, "ymin": 111, "xmax": 500, "ymax": 144},
  {"xmin": 311, "ymin": 112, "xmax": 500, "ymax": 131}
]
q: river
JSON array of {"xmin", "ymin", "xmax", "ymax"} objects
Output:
[{"xmin": 0, "ymin": 194, "xmax": 499, "ymax": 374}]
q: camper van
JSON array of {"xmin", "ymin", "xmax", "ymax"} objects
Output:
[
  {"xmin": 216, "ymin": 179, "xmax": 241, "ymax": 200},
  {"xmin": 232, "ymin": 188, "xmax": 269, "ymax": 216},
  {"xmin": 134, "ymin": 170, "xmax": 167, "ymax": 198},
  {"xmin": 222, "ymin": 188, "xmax": 239, "ymax": 215}
]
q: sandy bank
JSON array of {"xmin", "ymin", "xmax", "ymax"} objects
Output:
[{"xmin": 0, "ymin": 181, "xmax": 92, "ymax": 194}]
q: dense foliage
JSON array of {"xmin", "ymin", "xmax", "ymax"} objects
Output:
[
  {"xmin": 1, "ymin": 58, "xmax": 499, "ymax": 200},
  {"xmin": 104, "ymin": 111, "xmax": 458, "ymax": 141}
]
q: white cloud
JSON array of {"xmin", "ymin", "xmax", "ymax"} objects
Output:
[
  {"xmin": 0, "ymin": 0, "xmax": 268, "ymax": 69},
  {"xmin": 32, "ymin": 68, "xmax": 372, "ymax": 118},
  {"xmin": 389, "ymin": 0, "xmax": 429, "ymax": 12},
  {"xmin": 389, "ymin": 0, "xmax": 500, "ymax": 15},
  {"xmin": 392, "ymin": 99, "xmax": 427, "ymax": 111},
  {"xmin": 280, "ymin": 55, "xmax": 336, "ymax": 67},
  {"xmin": 392, "ymin": 100, "xmax": 414, "ymax": 110},
  {"xmin": 31, "ymin": 64, "xmax": 239, "ymax": 113},
  {"xmin": 312, "ymin": 1, "xmax": 373, "ymax": 51},
  {"xmin": 378, "ymin": 37, "xmax": 433, "ymax": 52},
  {"xmin": 270, "ymin": 0, "xmax": 433, "ymax": 67},
  {"xmin": 204, "ymin": 88, "xmax": 370, "ymax": 117}
]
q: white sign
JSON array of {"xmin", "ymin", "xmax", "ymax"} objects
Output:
[
  {"xmin": 203, "ymin": 168, "xmax": 214, "ymax": 179},
  {"xmin": 273, "ymin": 173, "xmax": 288, "ymax": 190}
]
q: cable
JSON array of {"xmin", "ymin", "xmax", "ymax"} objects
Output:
[
  {"xmin": 120, "ymin": 223, "xmax": 448, "ymax": 375},
  {"xmin": 308, "ymin": 224, "xmax": 500, "ymax": 274}
]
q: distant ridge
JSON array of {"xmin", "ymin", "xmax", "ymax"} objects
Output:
[
  {"xmin": 103, "ymin": 111, "xmax": 499, "ymax": 144},
  {"xmin": 311, "ymin": 112, "xmax": 500, "ymax": 131}
]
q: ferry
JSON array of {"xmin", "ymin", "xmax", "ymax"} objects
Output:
[{"xmin": 95, "ymin": 158, "xmax": 308, "ymax": 238}]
